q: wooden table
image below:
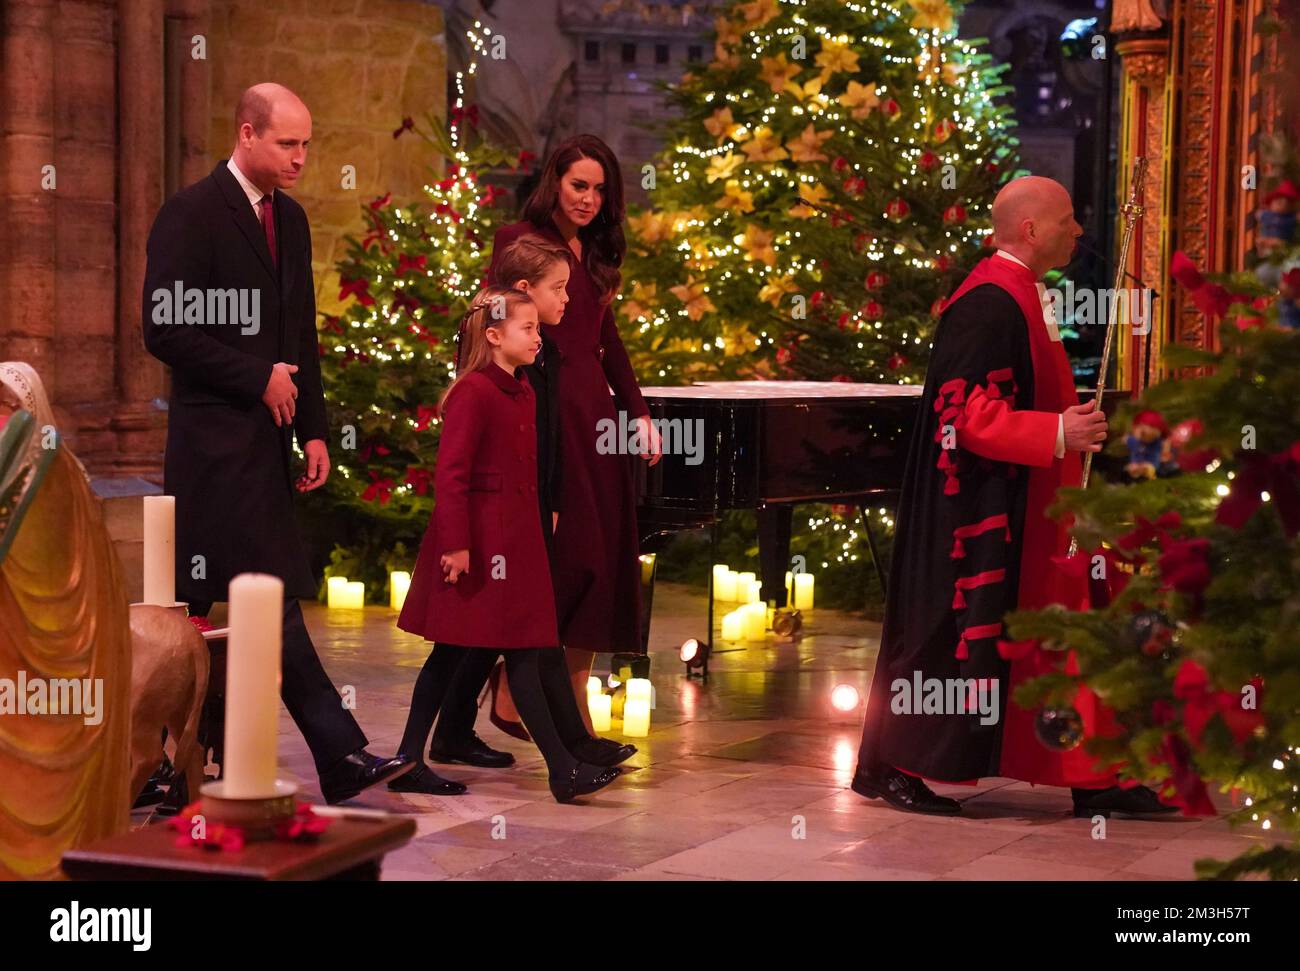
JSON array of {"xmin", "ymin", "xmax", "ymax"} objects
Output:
[{"xmin": 61, "ymin": 811, "xmax": 416, "ymax": 881}]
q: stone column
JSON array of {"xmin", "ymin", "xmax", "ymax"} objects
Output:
[
  {"xmin": 0, "ymin": 1, "xmax": 57, "ymax": 385},
  {"xmin": 110, "ymin": 0, "xmax": 168, "ymax": 475}
]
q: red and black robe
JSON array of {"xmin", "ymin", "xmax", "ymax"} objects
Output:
[{"xmin": 857, "ymin": 254, "xmax": 1117, "ymax": 787}]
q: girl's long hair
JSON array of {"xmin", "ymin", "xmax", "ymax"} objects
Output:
[
  {"xmin": 443, "ymin": 286, "xmax": 534, "ymax": 410},
  {"xmin": 489, "ymin": 233, "xmax": 570, "ymax": 290},
  {"xmin": 521, "ymin": 134, "xmax": 626, "ymax": 303}
]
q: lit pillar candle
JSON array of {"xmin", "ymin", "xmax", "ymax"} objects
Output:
[
  {"xmin": 793, "ymin": 572, "xmax": 815, "ymax": 610},
  {"xmin": 589, "ymin": 692, "xmax": 612, "ymax": 732},
  {"xmin": 623, "ymin": 698, "xmax": 650, "ymax": 737},
  {"xmin": 223, "ymin": 573, "xmax": 283, "ymax": 799},
  {"xmin": 142, "ymin": 495, "xmax": 175, "ymax": 606},
  {"xmin": 721, "ymin": 608, "xmax": 743, "ymax": 641},
  {"xmin": 743, "ymin": 602, "xmax": 766, "ymax": 640},
  {"xmin": 587, "ymin": 676, "xmax": 603, "ymax": 696},
  {"xmin": 712, "ymin": 564, "xmax": 731, "ymax": 601},
  {"xmin": 326, "ymin": 576, "xmax": 350, "ymax": 609},
  {"xmin": 640, "ymin": 553, "xmax": 656, "ymax": 585},
  {"xmin": 389, "ymin": 570, "xmax": 411, "ymax": 611},
  {"xmin": 626, "ymin": 677, "xmax": 653, "ymax": 709},
  {"xmin": 785, "ymin": 571, "xmax": 793, "ymax": 599},
  {"xmin": 736, "ymin": 571, "xmax": 756, "ymax": 596},
  {"xmin": 745, "ymin": 579, "xmax": 762, "ymax": 604},
  {"xmin": 717, "ymin": 568, "xmax": 737, "ymax": 601},
  {"xmin": 342, "ymin": 581, "xmax": 365, "ymax": 609}
]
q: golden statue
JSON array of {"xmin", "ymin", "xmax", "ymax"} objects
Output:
[{"xmin": 0, "ymin": 362, "xmax": 131, "ymax": 879}]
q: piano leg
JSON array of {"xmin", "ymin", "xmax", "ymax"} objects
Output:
[
  {"xmin": 859, "ymin": 505, "xmax": 888, "ymax": 600},
  {"xmin": 756, "ymin": 503, "xmax": 793, "ymax": 608}
]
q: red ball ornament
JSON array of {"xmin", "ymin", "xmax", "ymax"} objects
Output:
[
  {"xmin": 853, "ymin": 232, "xmax": 877, "ymax": 253},
  {"xmin": 943, "ymin": 204, "xmax": 967, "ymax": 224},
  {"xmin": 934, "ymin": 254, "xmax": 951, "ymax": 272},
  {"xmin": 919, "ymin": 150, "xmax": 940, "ymax": 172},
  {"xmin": 832, "ymin": 156, "xmax": 849, "ymax": 172},
  {"xmin": 864, "ymin": 270, "xmax": 889, "ymax": 290},
  {"xmin": 885, "ymin": 197, "xmax": 910, "ymax": 221},
  {"xmin": 883, "ymin": 98, "xmax": 901, "ymax": 119},
  {"xmin": 864, "ymin": 300, "xmax": 884, "ymax": 319},
  {"xmin": 887, "ymin": 352, "xmax": 907, "ymax": 370},
  {"xmin": 934, "ymin": 119, "xmax": 957, "ymax": 144},
  {"xmin": 843, "ymin": 175, "xmax": 867, "ymax": 196}
]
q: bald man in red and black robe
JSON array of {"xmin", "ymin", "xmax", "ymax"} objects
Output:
[{"xmin": 852, "ymin": 176, "xmax": 1176, "ymax": 819}]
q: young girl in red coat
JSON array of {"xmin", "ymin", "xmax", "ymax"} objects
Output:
[{"xmin": 395, "ymin": 286, "xmax": 622, "ymax": 802}]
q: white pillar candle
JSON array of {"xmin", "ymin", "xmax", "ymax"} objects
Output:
[
  {"xmin": 589, "ymin": 692, "xmax": 612, "ymax": 732},
  {"xmin": 326, "ymin": 576, "xmax": 350, "ymax": 609},
  {"xmin": 341, "ymin": 581, "xmax": 365, "ymax": 609},
  {"xmin": 785, "ymin": 571, "xmax": 793, "ymax": 598},
  {"xmin": 587, "ymin": 676, "xmax": 603, "ymax": 695},
  {"xmin": 639, "ymin": 553, "xmax": 656, "ymax": 585},
  {"xmin": 142, "ymin": 495, "xmax": 175, "ymax": 606},
  {"xmin": 223, "ymin": 573, "xmax": 283, "ymax": 799},
  {"xmin": 721, "ymin": 608, "xmax": 743, "ymax": 642},
  {"xmin": 623, "ymin": 699, "xmax": 650, "ymax": 737},
  {"xmin": 711, "ymin": 564, "xmax": 731, "ymax": 601},
  {"xmin": 736, "ymin": 571, "xmax": 756, "ymax": 594},
  {"xmin": 793, "ymin": 572, "xmax": 816, "ymax": 610},
  {"xmin": 717, "ymin": 569, "xmax": 737, "ymax": 602},
  {"xmin": 626, "ymin": 677, "xmax": 653, "ymax": 709},
  {"xmin": 743, "ymin": 602, "xmax": 766, "ymax": 640},
  {"xmin": 745, "ymin": 578, "xmax": 763, "ymax": 604},
  {"xmin": 389, "ymin": 570, "xmax": 411, "ymax": 611}
]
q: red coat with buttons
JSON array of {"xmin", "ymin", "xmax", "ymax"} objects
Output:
[{"xmin": 397, "ymin": 364, "xmax": 559, "ymax": 648}]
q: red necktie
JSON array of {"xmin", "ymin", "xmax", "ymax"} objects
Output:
[{"xmin": 258, "ymin": 194, "xmax": 277, "ymax": 267}]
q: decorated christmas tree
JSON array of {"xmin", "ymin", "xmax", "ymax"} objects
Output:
[
  {"xmin": 1005, "ymin": 146, "xmax": 1300, "ymax": 879},
  {"xmin": 620, "ymin": 0, "xmax": 1020, "ymax": 608},
  {"xmin": 303, "ymin": 107, "xmax": 528, "ymax": 600},
  {"xmin": 618, "ymin": 0, "xmax": 1019, "ymax": 386}
]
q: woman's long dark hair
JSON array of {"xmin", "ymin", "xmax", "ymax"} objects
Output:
[{"xmin": 522, "ymin": 134, "xmax": 626, "ymax": 304}]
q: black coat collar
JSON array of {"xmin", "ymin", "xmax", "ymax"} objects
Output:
[{"xmin": 212, "ymin": 159, "xmax": 279, "ymax": 287}]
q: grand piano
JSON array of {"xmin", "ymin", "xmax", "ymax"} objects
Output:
[
  {"xmin": 631, "ymin": 380, "xmax": 1130, "ymax": 666},
  {"xmin": 633, "ymin": 381, "xmax": 924, "ymax": 662}
]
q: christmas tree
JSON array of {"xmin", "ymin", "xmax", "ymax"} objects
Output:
[
  {"xmin": 618, "ymin": 0, "xmax": 1019, "ymax": 386},
  {"xmin": 1005, "ymin": 146, "xmax": 1300, "ymax": 879},
  {"xmin": 619, "ymin": 0, "xmax": 1019, "ymax": 608},
  {"xmin": 304, "ymin": 106, "xmax": 527, "ymax": 601}
]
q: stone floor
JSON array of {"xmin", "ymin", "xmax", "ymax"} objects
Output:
[{"xmin": 238, "ymin": 584, "xmax": 1278, "ymax": 880}]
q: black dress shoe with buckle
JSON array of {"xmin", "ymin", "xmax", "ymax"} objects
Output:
[
  {"xmin": 319, "ymin": 749, "xmax": 415, "ymax": 805},
  {"xmin": 851, "ymin": 764, "xmax": 962, "ymax": 816},
  {"xmin": 388, "ymin": 763, "xmax": 468, "ymax": 796},
  {"xmin": 571, "ymin": 737, "xmax": 636, "ymax": 767},
  {"xmin": 1072, "ymin": 784, "xmax": 1180, "ymax": 818},
  {"xmin": 429, "ymin": 731, "xmax": 516, "ymax": 768},
  {"xmin": 550, "ymin": 764, "xmax": 620, "ymax": 804}
]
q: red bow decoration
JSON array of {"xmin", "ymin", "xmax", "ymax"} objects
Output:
[
  {"xmin": 1214, "ymin": 446, "xmax": 1300, "ymax": 537},
  {"xmin": 396, "ymin": 253, "xmax": 428, "ymax": 276},
  {"xmin": 339, "ymin": 277, "xmax": 374, "ymax": 306},
  {"xmin": 1172, "ymin": 660, "xmax": 1264, "ymax": 747},
  {"xmin": 404, "ymin": 466, "xmax": 434, "ymax": 495},
  {"xmin": 413, "ymin": 404, "xmax": 439, "ymax": 432},
  {"xmin": 516, "ymin": 150, "xmax": 537, "ymax": 170},
  {"xmin": 362, "ymin": 473, "xmax": 394, "ymax": 506},
  {"xmin": 390, "ymin": 290, "xmax": 422, "ymax": 318},
  {"xmin": 1170, "ymin": 251, "xmax": 1252, "ymax": 319},
  {"xmin": 369, "ymin": 192, "xmax": 392, "ymax": 211},
  {"xmin": 357, "ymin": 442, "xmax": 390, "ymax": 463},
  {"xmin": 450, "ymin": 104, "xmax": 480, "ymax": 129},
  {"xmin": 392, "ymin": 117, "xmax": 414, "ymax": 140}
]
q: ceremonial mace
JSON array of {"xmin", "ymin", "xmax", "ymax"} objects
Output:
[{"xmin": 1067, "ymin": 156, "xmax": 1148, "ymax": 557}]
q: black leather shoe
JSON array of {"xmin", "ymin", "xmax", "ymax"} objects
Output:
[
  {"xmin": 319, "ymin": 749, "xmax": 415, "ymax": 805},
  {"xmin": 851, "ymin": 764, "xmax": 962, "ymax": 816},
  {"xmin": 571, "ymin": 737, "xmax": 636, "ymax": 767},
  {"xmin": 550, "ymin": 763, "xmax": 620, "ymax": 804},
  {"xmin": 429, "ymin": 731, "xmax": 516, "ymax": 768},
  {"xmin": 388, "ymin": 763, "xmax": 468, "ymax": 796},
  {"xmin": 1072, "ymin": 784, "xmax": 1179, "ymax": 818}
]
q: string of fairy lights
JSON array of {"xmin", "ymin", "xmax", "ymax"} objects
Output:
[
  {"xmin": 327, "ymin": 20, "xmax": 502, "ymax": 492},
  {"xmin": 618, "ymin": 0, "xmax": 1008, "ymax": 385}
]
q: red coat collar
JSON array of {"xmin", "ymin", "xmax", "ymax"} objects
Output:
[{"xmin": 477, "ymin": 363, "xmax": 530, "ymax": 396}]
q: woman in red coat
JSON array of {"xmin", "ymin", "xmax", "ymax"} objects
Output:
[
  {"xmin": 487, "ymin": 135, "xmax": 661, "ymax": 730},
  {"xmin": 396, "ymin": 286, "xmax": 621, "ymax": 802}
]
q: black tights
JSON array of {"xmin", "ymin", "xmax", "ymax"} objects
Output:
[{"xmin": 398, "ymin": 643, "xmax": 590, "ymax": 779}]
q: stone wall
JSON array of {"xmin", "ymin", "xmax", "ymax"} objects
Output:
[
  {"xmin": 206, "ymin": 0, "xmax": 447, "ymax": 316},
  {"xmin": 0, "ymin": 0, "xmax": 447, "ymax": 477}
]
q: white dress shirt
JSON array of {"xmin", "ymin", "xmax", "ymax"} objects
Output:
[
  {"xmin": 227, "ymin": 158, "xmax": 271, "ymax": 216},
  {"xmin": 993, "ymin": 249, "xmax": 1066, "ymax": 459}
]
